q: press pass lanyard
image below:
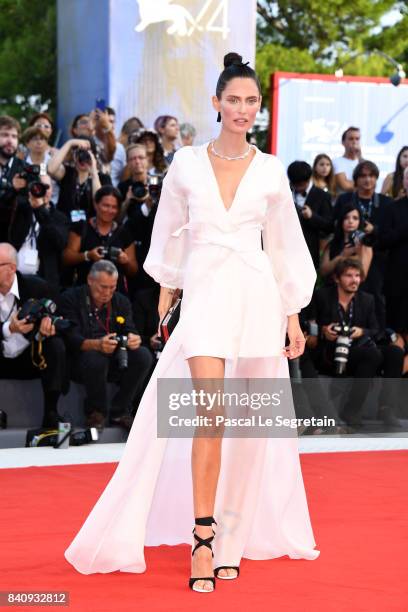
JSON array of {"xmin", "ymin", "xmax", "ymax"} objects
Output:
[{"xmin": 337, "ymin": 298, "xmax": 354, "ymax": 327}]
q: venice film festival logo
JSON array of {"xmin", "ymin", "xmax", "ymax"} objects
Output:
[{"xmin": 135, "ymin": 0, "xmax": 230, "ymax": 38}]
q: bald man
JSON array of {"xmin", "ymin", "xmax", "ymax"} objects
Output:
[{"xmin": 0, "ymin": 243, "xmax": 67, "ymax": 428}]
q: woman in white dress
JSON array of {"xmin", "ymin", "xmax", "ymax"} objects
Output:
[{"xmin": 64, "ymin": 52, "xmax": 320, "ymax": 592}]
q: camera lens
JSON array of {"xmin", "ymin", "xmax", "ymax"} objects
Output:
[
  {"xmin": 131, "ymin": 181, "xmax": 148, "ymax": 199},
  {"xmin": 29, "ymin": 181, "xmax": 48, "ymax": 198}
]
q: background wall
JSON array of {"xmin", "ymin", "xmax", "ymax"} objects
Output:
[
  {"xmin": 270, "ymin": 73, "xmax": 408, "ymax": 181},
  {"xmin": 57, "ymin": 0, "xmax": 257, "ymax": 142}
]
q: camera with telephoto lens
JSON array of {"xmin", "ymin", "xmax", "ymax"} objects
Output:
[
  {"xmin": 332, "ymin": 323, "xmax": 352, "ymax": 375},
  {"xmin": 115, "ymin": 315, "xmax": 128, "ymax": 370},
  {"xmin": 131, "ymin": 181, "xmax": 148, "ymax": 200},
  {"xmin": 19, "ymin": 162, "xmax": 49, "ymax": 198},
  {"xmin": 97, "ymin": 245, "xmax": 122, "ymax": 263},
  {"xmin": 18, "ymin": 298, "xmax": 71, "ymax": 333}
]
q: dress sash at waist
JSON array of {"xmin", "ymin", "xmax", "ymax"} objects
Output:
[{"xmin": 171, "ymin": 222, "xmax": 264, "ymax": 271}]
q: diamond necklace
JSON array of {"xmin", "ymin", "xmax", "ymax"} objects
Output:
[{"xmin": 210, "ymin": 139, "xmax": 252, "ymax": 161}]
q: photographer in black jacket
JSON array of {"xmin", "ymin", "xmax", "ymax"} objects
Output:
[
  {"xmin": 8, "ymin": 174, "xmax": 69, "ymax": 288},
  {"xmin": 0, "ymin": 116, "xmax": 27, "ymax": 242},
  {"xmin": 0, "ymin": 243, "xmax": 67, "ymax": 428},
  {"xmin": 312, "ymin": 258, "xmax": 383, "ymax": 427},
  {"xmin": 287, "ymin": 161, "xmax": 333, "ymax": 269},
  {"xmin": 59, "ymin": 260, "xmax": 153, "ymax": 431}
]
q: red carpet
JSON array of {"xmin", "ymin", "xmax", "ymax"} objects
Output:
[{"xmin": 1, "ymin": 450, "xmax": 407, "ymax": 612}]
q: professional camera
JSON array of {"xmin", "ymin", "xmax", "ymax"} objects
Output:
[
  {"xmin": 130, "ymin": 176, "xmax": 162, "ymax": 203},
  {"xmin": 131, "ymin": 181, "xmax": 148, "ymax": 200},
  {"xmin": 148, "ymin": 175, "xmax": 162, "ymax": 203},
  {"xmin": 29, "ymin": 181, "xmax": 49, "ymax": 198},
  {"xmin": 346, "ymin": 229, "xmax": 375, "ymax": 248},
  {"xmin": 115, "ymin": 315, "xmax": 128, "ymax": 370},
  {"xmin": 19, "ymin": 162, "xmax": 41, "ymax": 182},
  {"xmin": 332, "ymin": 323, "xmax": 352, "ymax": 375},
  {"xmin": 18, "ymin": 298, "xmax": 71, "ymax": 333},
  {"xmin": 73, "ymin": 147, "xmax": 92, "ymax": 165},
  {"xmin": 97, "ymin": 245, "xmax": 122, "ymax": 263}
]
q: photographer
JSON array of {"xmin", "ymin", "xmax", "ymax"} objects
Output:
[
  {"xmin": 0, "ymin": 243, "xmax": 67, "ymax": 428},
  {"xmin": 312, "ymin": 258, "xmax": 384, "ymax": 427},
  {"xmin": 0, "ymin": 116, "xmax": 27, "ymax": 242},
  {"xmin": 8, "ymin": 174, "xmax": 69, "ymax": 288},
  {"xmin": 287, "ymin": 161, "xmax": 333, "ymax": 269},
  {"xmin": 118, "ymin": 144, "xmax": 161, "ymax": 290},
  {"xmin": 48, "ymin": 138, "xmax": 111, "ymax": 222},
  {"xmin": 320, "ymin": 203, "xmax": 373, "ymax": 284},
  {"xmin": 62, "ymin": 185, "xmax": 137, "ymax": 295},
  {"xmin": 59, "ymin": 260, "xmax": 153, "ymax": 431}
]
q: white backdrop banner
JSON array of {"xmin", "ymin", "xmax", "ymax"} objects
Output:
[{"xmin": 109, "ymin": 0, "xmax": 257, "ymax": 143}]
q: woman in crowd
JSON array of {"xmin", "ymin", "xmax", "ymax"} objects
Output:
[
  {"xmin": 381, "ymin": 145, "xmax": 408, "ymax": 199},
  {"xmin": 153, "ymin": 115, "xmax": 179, "ymax": 164},
  {"xmin": 135, "ymin": 130, "xmax": 167, "ymax": 176},
  {"xmin": 312, "ymin": 154, "xmax": 336, "ymax": 199},
  {"xmin": 48, "ymin": 138, "xmax": 111, "ymax": 221},
  {"xmin": 118, "ymin": 116, "xmax": 145, "ymax": 148},
  {"xmin": 21, "ymin": 127, "xmax": 50, "ymax": 169},
  {"xmin": 320, "ymin": 203, "xmax": 373, "ymax": 282},
  {"xmin": 62, "ymin": 185, "xmax": 137, "ymax": 295}
]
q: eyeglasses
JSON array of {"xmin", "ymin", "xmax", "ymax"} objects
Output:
[
  {"xmin": 35, "ymin": 123, "xmax": 51, "ymax": 129},
  {"xmin": 77, "ymin": 120, "xmax": 90, "ymax": 126},
  {"xmin": 0, "ymin": 262, "xmax": 13, "ymax": 267}
]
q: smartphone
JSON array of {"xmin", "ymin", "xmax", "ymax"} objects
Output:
[{"xmin": 95, "ymin": 98, "xmax": 106, "ymax": 112}]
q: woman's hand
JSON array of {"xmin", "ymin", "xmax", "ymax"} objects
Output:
[
  {"xmin": 157, "ymin": 287, "xmax": 178, "ymax": 335},
  {"xmin": 117, "ymin": 249, "xmax": 129, "ymax": 265},
  {"xmin": 282, "ymin": 315, "xmax": 306, "ymax": 359}
]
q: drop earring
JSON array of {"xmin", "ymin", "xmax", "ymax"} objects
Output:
[{"xmin": 216, "ymin": 111, "xmax": 221, "ymax": 123}]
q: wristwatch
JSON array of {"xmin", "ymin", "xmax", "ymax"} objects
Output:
[{"xmin": 84, "ymin": 250, "xmax": 90, "ymax": 262}]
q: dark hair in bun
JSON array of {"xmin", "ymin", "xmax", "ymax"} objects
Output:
[{"xmin": 216, "ymin": 51, "xmax": 261, "ymax": 99}]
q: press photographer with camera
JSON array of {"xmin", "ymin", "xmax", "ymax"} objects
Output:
[
  {"xmin": 0, "ymin": 243, "xmax": 68, "ymax": 428},
  {"xmin": 8, "ymin": 174, "xmax": 69, "ymax": 287},
  {"xmin": 320, "ymin": 203, "xmax": 373, "ymax": 284},
  {"xmin": 62, "ymin": 185, "xmax": 137, "ymax": 295},
  {"xmin": 118, "ymin": 144, "xmax": 162, "ymax": 290},
  {"xmin": 0, "ymin": 116, "xmax": 28, "ymax": 242},
  {"xmin": 287, "ymin": 161, "xmax": 333, "ymax": 269},
  {"xmin": 59, "ymin": 260, "xmax": 153, "ymax": 431},
  {"xmin": 311, "ymin": 257, "xmax": 401, "ymax": 428},
  {"xmin": 48, "ymin": 137, "xmax": 111, "ymax": 222}
]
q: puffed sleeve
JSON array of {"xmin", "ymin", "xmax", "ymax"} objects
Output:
[
  {"xmin": 143, "ymin": 150, "xmax": 189, "ymax": 289},
  {"xmin": 262, "ymin": 157, "xmax": 316, "ymax": 316}
]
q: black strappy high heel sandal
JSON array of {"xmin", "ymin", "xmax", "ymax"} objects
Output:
[
  {"xmin": 189, "ymin": 516, "xmax": 217, "ymax": 593},
  {"xmin": 214, "ymin": 565, "xmax": 240, "ymax": 580}
]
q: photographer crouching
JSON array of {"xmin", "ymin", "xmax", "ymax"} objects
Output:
[
  {"xmin": 59, "ymin": 260, "xmax": 153, "ymax": 431},
  {"xmin": 0, "ymin": 243, "xmax": 68, "ymax": 428},
  {"xmin": 312, "ymin": 257, "xmax": 383, "ymax": 428}
]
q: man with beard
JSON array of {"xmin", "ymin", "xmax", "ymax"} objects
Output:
[
  {"xmin": 311, "ymin": 258, "xmax": 384, "ymax": 428},
  {"xmin": 0, "ymin": 116, "xmax": 27, "ymax": 242}
]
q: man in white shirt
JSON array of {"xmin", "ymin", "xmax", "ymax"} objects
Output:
[
  {"xmin": 332, "ymin": 127, "xmax": 362, "ymax": 194},
  {"xmin": 0, "ymin": 243, "xmax": 67, "ymax": 429}
]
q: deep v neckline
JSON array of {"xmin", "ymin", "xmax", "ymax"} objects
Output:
[{"xmin": 204, "ymin": 142, "xmax": 258, "ymax": 214}]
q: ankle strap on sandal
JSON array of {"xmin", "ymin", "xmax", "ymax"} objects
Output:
[{"xmin": 194, "ymin": 516, "xmax": 217, "ymax": 526}]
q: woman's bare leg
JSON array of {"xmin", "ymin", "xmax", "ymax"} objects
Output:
[
  {"xmin": 187, "ymin": 355, "xmax": 225, "ymax": 590},
  {"xmin": 187, "ymin": 356, "xmax": 238, "ymax": 586}
]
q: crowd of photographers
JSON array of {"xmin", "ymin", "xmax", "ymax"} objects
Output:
[{"xmin": 0, "ymin": 110, "xmax": 407, "ymax": 437}]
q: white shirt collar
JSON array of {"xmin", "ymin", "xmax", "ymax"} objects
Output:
[{"xmin": 8, "ymin": 274, "xmax": 19, "ymax": 300}]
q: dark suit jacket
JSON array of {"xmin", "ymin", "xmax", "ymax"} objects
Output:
[
  {"xmin": 0, "ymin": 156, "xmax": 27, "ymax": 242},
  {"xmin": 296, "ymin": 186, "xmax": 333, "ymax": 268},
  {"xmin": 8, "ymin": 202, "xmax": 69, "ymax": 288},
  {"xmin": 377, "ymin": 196, "xmax": 408, "ymax": 297},
  {"xmin": 132, "ymin": 286, "xmax": 160, "ymax": 347},
  {"xmin": 0, "ymin": 272, "xmax": 57, "ymax": 351},
  {"xmin": 59, "ymin": 285, "xmax": 138, "ymax": 354},
  {"xmin": 311, "ymin": 285, "xmax": 379, "ymax": 340}
]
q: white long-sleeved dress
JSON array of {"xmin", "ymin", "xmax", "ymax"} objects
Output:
[{"xmin": 64, "ymin": 143, "xmax": 320, "ymax": 575}]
